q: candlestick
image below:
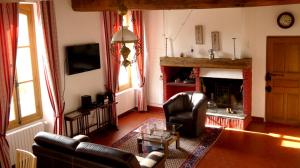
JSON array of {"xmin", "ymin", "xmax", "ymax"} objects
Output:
[
  {"xmin": 232, "ymin": 38, "xmax": 236, "ymax": 60},
  {"xmin": 165, "ymin": 37, "xmax": 168, "ymax": 57}
]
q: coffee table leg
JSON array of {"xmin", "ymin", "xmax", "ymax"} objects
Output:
[
  {"xmin": 137, "ymin": 139, "xmax": 143, "ymax": 153},
  {"xmin": 176, "ymin": 134, "xmax": 180, "ymax": 149},
  {"xmin": 163, "ymin": 143, "xmax": 168, "ymax": 157}
]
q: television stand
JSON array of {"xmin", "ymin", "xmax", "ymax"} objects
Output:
[{"xmin": 64, "ymin": 102, "xmax": 117, "ymax": 137}]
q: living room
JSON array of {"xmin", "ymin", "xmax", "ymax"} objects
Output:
[{"xmin": 1, "ymin": 0, "xmax": 300, "ymax": 168}]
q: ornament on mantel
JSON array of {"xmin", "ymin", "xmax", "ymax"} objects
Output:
[
  {"xmin": 208, "ymin": 49, "xmax": 215, "ymax": 60},
  {"xmin": 189, "ymin": 47, "xmax": 194, "ymax": 57}
]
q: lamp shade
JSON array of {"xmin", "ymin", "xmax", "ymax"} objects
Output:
[{"xmin": 111, "ymin": 26, "xmax": 138, "ymax": 44}]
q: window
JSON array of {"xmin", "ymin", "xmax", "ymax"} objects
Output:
[
  {"xmin": 118, "ymin": 55, "xmax": 132, "ymax": 91},
  {"xmin": 9, "ymin": 4, "xmax": 42, "ymax": 129},
  {"xmin": 118, "ymin": 13, "xmax": 134, "ymax": 92}
]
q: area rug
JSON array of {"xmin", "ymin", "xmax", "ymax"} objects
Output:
[{"xmin": 112, "ymin": 118, "xmax": 223, "ymax": 168}]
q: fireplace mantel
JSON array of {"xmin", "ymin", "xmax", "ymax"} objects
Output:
[{"xmin": 160, "ymin": 57, "xmax": 252, "ymax": 69}]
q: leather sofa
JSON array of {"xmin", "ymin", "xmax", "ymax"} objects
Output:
[
  {"xmin": 163, "ymin": 91, "xmax": 207, "ymax": 137},
  {"xmin": 32, "ymin": 132, "xmax": 166, "ymax": 168}
]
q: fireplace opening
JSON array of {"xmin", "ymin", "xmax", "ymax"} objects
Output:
[{"xmin": 202, "ymin": 77, "xmax": 243, "ymax": 114}]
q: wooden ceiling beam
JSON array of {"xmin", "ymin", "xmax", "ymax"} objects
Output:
[
  {"xmin": 244, "ymin": 0, "xmax": 300, "ymax": 6},
  {"xmin": 71, "ymin": 0, "xmax": 300, "ymax": 11}
]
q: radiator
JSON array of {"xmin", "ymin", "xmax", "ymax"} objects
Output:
[{"xmin": 6, "ymin": 121, "xmax": 46, "ymax": 165}]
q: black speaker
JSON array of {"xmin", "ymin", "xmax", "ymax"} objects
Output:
[
  {"xmin": 96, "ymin": 94, "xmax": 105, "ymax": 105},
  {"xmin": 105, "ymin": 91, "xmax": 114, "ymax": 102},
  {"xmin": 81, "ymin": 95, "xmax": 92, "ymax": 109}
]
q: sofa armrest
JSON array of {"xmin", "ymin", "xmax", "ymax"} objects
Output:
[
  {"xmin": 192, "ymin": 93, "xmax": 207, "ymax": 118},
  {"xmin": 192, "ymin": 93, "xmax": 207, "ymax": 136},
  {"xmin": 72, "ymin": 134, "xmax": 90, "ymax": 142},
  {"xmin": 34, "ymin": 131, "xmax": 79, "ymax": 153},
  {"xmin": 139, "ymin": 151, "xmax": 166, "ymax": 168},
  {"xmin": 163, "ymin": 93, "xmax": 186, "ymax": 121},
  {"xmin": 163, "ymin": 100, "xmax": 173, "ymax": 121}
]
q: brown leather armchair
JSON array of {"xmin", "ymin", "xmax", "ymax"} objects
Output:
[{"xmin": 163, "ymin": 91, "xmax": 207, "ymax": 137}]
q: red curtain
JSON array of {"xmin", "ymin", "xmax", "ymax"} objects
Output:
[
  {"xmin": 40, "ymin": 0, "xmax": 64, "ymax": 134},
  {"xmin": 0, "ymin": 3, "xmax": 18, "ymax": 168},
  {"xmin": 102, "ymin": 11, "xmax": 122, "ymax": 127},
  {"xmin": 132, "ymin": 11, "xmax": 147, "ymax": 111}
]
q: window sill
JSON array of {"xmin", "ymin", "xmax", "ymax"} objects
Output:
[
  {"xmin": 116, "ymin": 87, "xmax": 134, "ymax": 96},
  {"xmin": 7, "ymin": 119, "xmax": 47, "ymax": 134}
]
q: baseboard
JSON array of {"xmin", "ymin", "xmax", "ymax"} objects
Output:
[
  {"xmin": 118, "ymin": 107, "xmax": 137, "ymax": 118},
  {"xmin": 251, "ymin": 116, "xmax": 264, "ymax": 123},
  {"xmin": 118, "ymin": 106, "xmax": 163, "ymax": 118},
  {"xmin": 147, "ymin": 106, "xmax": 163, "ymax": 112}
]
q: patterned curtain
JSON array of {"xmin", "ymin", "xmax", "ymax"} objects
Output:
[
  {"xmin": 0, "ymin": 3, "xmax": 19, "ymax": 168},
  {"xmin": 40, "ymin": 0, "xmax": 64, "ymax": 134},
  {"xmin": 132, "ymin": 11, "xmax": 147, "ymax": 111},
  {"xmin": 102, "ymin": 11, "xmax": 122, "ymax": 127}
]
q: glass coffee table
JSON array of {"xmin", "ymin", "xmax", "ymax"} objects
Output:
[{"xmin": 134, "ymin": 121, "xmax": 182, "ymax": 156}]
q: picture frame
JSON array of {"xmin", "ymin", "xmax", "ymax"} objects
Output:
[
  {"xmin": 195, "ymin": 25, "xmax": 204, "ymax": 44},
  {"xmin": 211, "ymin": 31, "xmax": 220, "ymax": 51}
]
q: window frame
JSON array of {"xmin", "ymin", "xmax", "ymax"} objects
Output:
[
  {"xmin": 9, "ymin": 4, "xmax": 43, "ymax": 129},
  {"xmin": 118, "ymin": 13, "xmax": 133, "ymax": 92},
  {"xmin": 118, "ymin": 60, "xmax": 132, "ymax": 92}
]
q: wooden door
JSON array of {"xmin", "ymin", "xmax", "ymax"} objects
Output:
[{"xmin": 266, "ymin": 37, "xmax": 300, "ymax": 126}]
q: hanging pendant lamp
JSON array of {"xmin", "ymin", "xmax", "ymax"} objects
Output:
[{"xmin": 111, "ymin": 3, "xmax": 138, "ymax": 67}]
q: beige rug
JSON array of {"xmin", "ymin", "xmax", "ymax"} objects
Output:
[{"xmin": 112, "ymin": 118, "xmax": 223, "ymax": 168}]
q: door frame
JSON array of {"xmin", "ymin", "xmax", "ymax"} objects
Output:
[{"xmin": 265, "ymin": 36, "xmax": 300, "ymax": 125}]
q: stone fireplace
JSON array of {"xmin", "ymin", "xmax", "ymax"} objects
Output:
[{"xmin": 160, "ymin": 57, "xmax": 252, "ymax": 129}]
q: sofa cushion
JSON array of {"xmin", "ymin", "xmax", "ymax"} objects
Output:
[
  {"xmin": 169, "ymin": 112, "xmax": 193, "ymax": 121},
  {"xmin": 169, "ymin": 112, "xmax": 195, "ymax": 136},
  {"xmin": 34, "ymin": 131, "xmax": 79, "ymax": 153},
  {"xmin": 137, "ymin": 151, "xmax": 165, "ymax": 168},
  {"xmin": 76, "ymin": 142, "xmax": 140, "ymax": 168},
  {"xmin": 72, "ymin": 134, "xmax": 90, "ymax": 142}
]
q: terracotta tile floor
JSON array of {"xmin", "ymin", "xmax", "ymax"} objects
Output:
[{"xmin": 91, "ymin": 109, "xmax": 300, "ymax": 168}]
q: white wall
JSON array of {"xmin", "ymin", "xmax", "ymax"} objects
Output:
[
  {"xmin": 145, "ymin": 8, "xmax": 245, "ymax": 108},
  {"xmin": 43, "ymin": 0, "xmax": 107, "ymax": 133},
  {"xmin": 244, "ymin": 5, "xmax": 300, "ymax": 118},
  {"xmin": 53, "ymin": 0, "xmax": 136, "ymax": 121},
  {"xmin": 145, "ymin": 4, "xmax": 300, "ymax": 118},
  {"xmin": 52, "ymin": 1, "xmax": 300, "ymax": 119},
  {"xmin": 54, "ymin": 0, "xmax": 106, "ymax": 113}
]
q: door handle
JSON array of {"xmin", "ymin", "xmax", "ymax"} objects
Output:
[
  {"xmin": 266, "ymin": 72, "xmax": 284, "ymax": 81},
  {"xmin": 266, "ymin": 72, "xmax": 272, "ymax": 81},
  {"xmin": 265, "ymin": 85, "xmax": 272, "ymax": 93}
]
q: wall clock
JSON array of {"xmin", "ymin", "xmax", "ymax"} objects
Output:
[{"xmin": 277, "ymin": 12, "xmax": 295, "ymax": 29}]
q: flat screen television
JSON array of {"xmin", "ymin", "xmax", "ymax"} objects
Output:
[{"xmin": 66, "ymin": 43, "xmax": 101, "ymax": 75}]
